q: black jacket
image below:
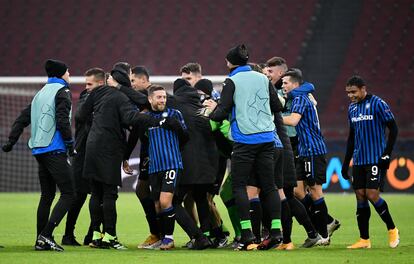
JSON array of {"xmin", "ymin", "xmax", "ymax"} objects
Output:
[
  {"xmin": 74, "ymin": 89, "xmax": 91, "ymax": 153},
  {"xmin": 77, "ymin": 85, "xmax": 155, "ymax": 186},
  {"xmin": 167, "ymin": 80, "xmax": 218, "ymax": 185}
]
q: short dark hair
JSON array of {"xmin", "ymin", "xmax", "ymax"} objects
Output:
[
  {"xmin": 283, "ymin": 68, "xmax": 303, "ymax": 84},
  {"xmin": 346, "ymin": 75, "xmax": 366, "ymax": 88},
  {"xmin": 84, "ymin": 67, "xmax": 106, "ymax": 81},
  {"xmin": 113, "ymin": 62, "xmax": 131, "ymax": 73},
  {"xmin": 180, "ymin": 63, "xmax": 202, "ymax": 74},
  {"xmin": 132, "ymin": 66, "xmax": 150, "ymax": 80},
  {"xmin": 148, "ymin": 85, "xmax": 166, "ymax": 96},
  {"xmin": 266, "ymin": 56, "xmax": 287, "ymax": 67}
]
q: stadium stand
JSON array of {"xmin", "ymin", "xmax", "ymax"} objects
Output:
[
  {"xmin": 0, "ymin": 0, "xmax": 317, "ymax": 76},
  {"xmin": 323, "ymin": 0, "xmax": 414, "ymax": 138}
]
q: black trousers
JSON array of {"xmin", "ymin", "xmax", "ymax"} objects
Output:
[
  {"xmin": 174, "ymin": 184, "xmax": 212, "ymax": 233},
  {"xmin": 65, "ymin": 149, "xmax": 92, "ymax": 236},
  {"xmin": 35, "ymin": 152, "xmax": 74, "ymax": 236},
  {"xmin": 231, "ymin": 142, "xmax": 278, "ymax": 221},
  {"xmin": 89, "ymin": 179, "xmax": 118, "ymax": 236}
]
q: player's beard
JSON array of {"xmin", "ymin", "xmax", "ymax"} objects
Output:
[{"xmin": 154, "ymin": 103, "xmax": 166, "ymax": 112}]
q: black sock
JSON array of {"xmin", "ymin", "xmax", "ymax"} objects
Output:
[
  {"xmin": 300, "ymin": 193, "xmax": 313, "ymax": 211},
  {"xmin": 289, "ymin": 197, "xmax": 317, "ymax": 238},
  {"xmin": 300, "ymin": 194, "xmax": 314, "ymax": 226},
  {"xmin": 357, "ymin": 200, "xmax": 370, "ymax": 239},
  {"xmin": 326, "ymin": 213, "xmax": 334, "ymax": 224},
  {"xmin": 372, "ymin": 198, "xmax": 395, "ymax": 230},
  {"xmin": 157, "ymin": 213, "xmax": 165, "ymax": 237},
  {"xmin": 250, "ymin": 198, "xmax": 262, "ymax": 241},
  {"xmin": 161, "ymin": 206, "xmax": 176, "ymax": 237},
  {"xmin": 281, "ymin": 199, "xmax": 292, "ymax": 244},
  {"xmin": 139, "ymin": 197, "xmax": 159, "ymax": 236},
  {"xmin": 65, "ymin": 193, "xmax": 87, "ymax": 236},
  {"xmin": 261, "ymin": 205, "xmax": 271, "ymax": 232},
  {"xmin": 312, "ymin": 197, "xmax": 328, "ymax": 238}
]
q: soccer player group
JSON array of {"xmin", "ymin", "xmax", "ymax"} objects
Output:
[{"xmin": 2, "ymin": 44, "xmax": 399, "ymax": 252}]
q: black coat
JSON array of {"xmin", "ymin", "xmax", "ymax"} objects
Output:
[
  {"xmin": 167, "ymin": 80, "xmax": 218, "ymax": 185},
  {"xmin": 77, "ymin": 85, "xmax": 154, "ymax": 186},
  {"xmin": 72, "ymin": 89, "xmax": 92, "ymax": 193}
]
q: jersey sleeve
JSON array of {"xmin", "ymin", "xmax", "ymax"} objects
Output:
[
  {"xmin": 347, "ymin": 105, "xmax": 354, "ymax": 129},
  {"xmin": 173, "ymin": 109, "xmax": 187, "ymax": 130},
  {"xmin": 290, "ymin": 96, "xmax": 306, "ymax": 115},
  {"xmin": 376, "ymin": 98, "xmax": 394, "ymax": 122}
]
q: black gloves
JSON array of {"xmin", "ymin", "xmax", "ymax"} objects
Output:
[
  {"xmin": 161, "ymin": 117, "xmax": 183, "ymax": 132},
  {"xmin": 341, "ymin": 163, "xmax": 350, "ymax": 180},
  {"xmin": 64, "ymin": 140, "xmax": 76, "ymax": 157},
  {"xmin": 378, "ymin": 154, "xmax": 391, "ymax": 170},
  {"xmin": 2, "ymin": 141, "xmax": 13, "ymax": 152},
  {"xmin": 147, "ymin": 117, "xmax": 163, "ymax": 128}
]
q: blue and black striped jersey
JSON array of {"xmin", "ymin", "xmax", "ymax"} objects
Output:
[
  {"xmin": 291, "ymin": 95, "xmax": 327, "ymax": 157},
  {"xmin": 348, "ymin": 94, "xmax": 394, "ymax": 165},
  {"xmin": 147, "ymin": 108, "xmax": 186, "ymax": 174}
]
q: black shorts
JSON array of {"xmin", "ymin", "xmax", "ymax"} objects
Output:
[
  {"xmin": 274, "ymin": 148, "xmax": 284, "ymax": 189},
  {"xmin": 138, "ymin": 156, "xmax": 149, "ymax": 181},
  {"xmin": 149, "ymin": 169, "xmax": 181, "ymax": 201},
  {"xmin": 352, "ymin": 164, "xmax": 386, "ymax": 191},
  {"xmin": 296, "ymin": 155, "xmax": 327, "ymax": 186}
]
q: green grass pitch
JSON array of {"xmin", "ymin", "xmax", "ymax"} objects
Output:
[{"xmin": 0, "ymin": 193, "xmax": 413, "ymax": 264}]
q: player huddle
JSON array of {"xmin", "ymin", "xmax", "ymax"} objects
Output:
[{"xmin": 2, "ymin": 44, "xmax": 399, "ymax": 252}]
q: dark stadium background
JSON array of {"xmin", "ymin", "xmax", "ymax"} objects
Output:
[{"xmin": 0, "ymin": 0, "xmax": 413, "ymax": 192}]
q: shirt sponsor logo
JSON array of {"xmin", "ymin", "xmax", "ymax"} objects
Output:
[{"xmin": 351, "ymin": 114, "xmax": 373, "ymax": 123}]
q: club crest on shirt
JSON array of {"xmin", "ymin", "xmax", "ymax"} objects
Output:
[{"xmin": 365, "ymin": 102, "xmax": 370, "ymax": 109}]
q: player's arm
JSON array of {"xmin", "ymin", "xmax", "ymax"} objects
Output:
[
  {"xmin": 2, "ymin": 103, "xmax": 31, "ymax": 152},
  {"xmin": 162, "ymin": 111, "xmax": 189, "ymax": 147},
  {"xmin": 341, "ymin": 125, "xmax": 355, "ymax": 180},
  {"xmin": 118, "ymin": 85, "xmax": 149, "ymax": 109},
  {"xmin": 282, "ymin": 113, "xmax": 302, "ymax": 126},
  {"xmin": 268, "ymin": 81, "xmax": 283, "ymax": 113},
  {"xmin": 282, "ymin": 96, "xmax": 304, "ymax": 126},
  {"xmin": 118, "ymin": 95, "xmax": 160, "ymax": 129},
  {"xmin": 378, "ymin": 119, "xmax": 398, "ymax": 169},
  {"xmin": 377, "ymin": 99, "xmax": 398, "ymax": 169},
  {"xmin": 123, "ymin": 126, "xmax": 140, "ymax": 161},
  {"xmin": 55, "ymin": 87, "xmax": 73, "ymax": 142},
  {"xmin": 55, "ymin": 87, "xmax": 75, "ymax": 155},
  {"xmin": 207, "ymin": 78, "xmax": 235, "ymax": 122},
  {"xmin": 384, "ymin": 119, "xmax": 398, "ymax": 156}
]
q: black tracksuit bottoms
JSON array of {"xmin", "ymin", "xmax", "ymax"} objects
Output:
[{"xmin": 35, "ymin": 152, "xmax": 74, "ymax": 237}]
